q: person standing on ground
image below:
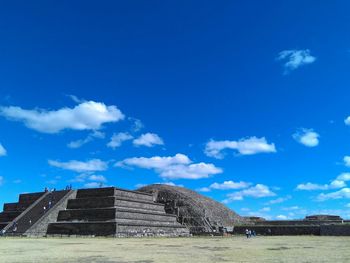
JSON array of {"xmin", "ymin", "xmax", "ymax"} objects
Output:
[{"xmin": 245, "ymin": 229, "xmax": 249, "ymax": 238}]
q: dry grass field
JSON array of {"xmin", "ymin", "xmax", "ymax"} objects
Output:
[{"xmin": 0, "ymin": 236, "xmax": 350, "ymax": 263}]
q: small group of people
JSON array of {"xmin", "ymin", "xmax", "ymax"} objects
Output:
[
  {"xmin": 65, "ymin": 184, "xmax": 73, "ymax": 190},
  {"xmin": 245, "ymin": 229, "xmax": 256, "ymax": 238}
]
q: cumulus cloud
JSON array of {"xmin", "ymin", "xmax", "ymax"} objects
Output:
[
  {"xmin": 260, "ymin": 207, "xmax": 271, "ymax": 212},
  {"xmin": 282, "ymin": 206, "xmax": 300, "ymax": 211},
  {"xmin": 344, "ymin": 156, "xmax": 350, "ymax": 167},
  {"xmin": 88, "ymin": 174, "xmax": 107, "ymax": 183},
  {"xmin": 223, "ymin": 184, "xmax": 276, "ymax": 203},
  {"xmin": 0, "ymin": 143, "xmax": 7, "ymax": 156},
  {"xmin": 198, "ymin": 180, "xmax": 251, "ymax": 192},
  {"xmin": 84, "ymin": 182, "xmax": 102, "ymax": 188},
  {"xmin": 0, "ymin": 101, "xmax": 124, "ymax": 133},
  {"xmin": 344, "ymin": 116, "xmax": 350, "ymax": 126},
  {"xmin": 293, "ymin": 128, "xmax": 319, "ymax": 147},
  {"xmin": 276, "ymin": 215, "xmax": 288, "ymax": 220},
  {"xmin": 107, "ymin": 132, "xmax": 133, "ymax": 149},
  {"xmin": 129, "ymin": 118, "xmax": 144, "ymax": 132},
  {"xmin": 317, "ymin": 188, "xmax": 350, "ymax": 201},
  {"xmin": 205, "ymin": 137, "xmax": 276, "ymax": 159},
  {"xmin": 297, "ymin": 173, "xmax": 350, "ymax": 191},
  {"xmin": 48, "ymin": 159, "xmax": 108, "ymax": 173},
  {"xmin": 277, "ymin": 49, "xmax": 316, "ymax": 73},
  {"xmin": 67, "ymin": 131, "xmax": 105, "ymax": 149},
  {"xmin": 133, "ymin": 133, "xmax": 164, "ymax": 147},
  {"xmin": 116, "ymin": 153, "xmax": 222, "ymax": 180},
  {"xmin": 296, "ymin": 182, "xmax": 329, "ymax": 191},
  {"xmin": 265, "ymin": 195, "xmax": 291, "ymax": 205}
]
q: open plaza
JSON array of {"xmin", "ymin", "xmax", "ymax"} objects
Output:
[{"xmin": 1, "ymin": 236, "xmax": 350, "ymax": 263}]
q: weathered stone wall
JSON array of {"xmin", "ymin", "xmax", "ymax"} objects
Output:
[
  {"xmin": 320, "ymin": 225, "xmax": 350, "ymax": 236},
  {"xmin": 234, "ymin": 225, "xmax": 321, "ymax": 235}
]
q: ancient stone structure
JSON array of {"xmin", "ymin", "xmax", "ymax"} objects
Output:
[
  {"xmin": 1, "ymin": 187, "xmax": 189, "ymax": 237},
  {"xmin": 3, "ymin": 185, "xmax": 349, "ymax": 237},
  {"xmin": 235, "ymin": 214, "xmax": 350, "ymax": 236},
  {"xmin": 0, "ymin": 190, "xmax": 71, "ymax": 235},
  {"xmin": 138, "ymin": 184, "xmax": 248, "ymax": 234},
  {"xmin": 47, "ymin": 187, "xmax": 189, "ymax": 237}
]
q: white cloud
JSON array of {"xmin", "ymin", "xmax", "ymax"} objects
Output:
[
  {"xmin": 317, "ymin": 188, "xmax": 350, "ymax": 201},
  {"xmin": 117, "ymin": 153, "xmax": 222, "ymax": 180},
  {"xmin": 107, "ymin": 132, "xmax": 133, "ymax": 149},
  {"xmin": 277, "ymin": 49, "xmax": 316, "ymax": 73},
  {"xmin": 282, "ymin": 206, "xmax": 300, "ymax": 211},
  {"xmin": 0, "ymin": 143, "xmax": 7, "ymax": 156},
  {"xmin": 296, "ymin": 182, "xmax": 329, "ymax": 191},
  {"xmin": 88, "ymin": 175, "xmax": 107, "ymax": 183},
  {"xmin": 344, "ymin": 156, "xmax": 350, "ymax": 167},
  {"xmin": 260, "ymin": 207, "xmax": 271, "ymax": 212},
  {"xmin": 67, "ymin": 131, "xmax": 105, "ymax": 149},
  {"xmin": 297, "ymin": 173, "xmax": 350, "ymax": 191},
  {"xmin": 223, "ymin": 184, "xmax": 276, "ymax": 203},
  {"xmin": 265, "ymin": 195, "xmax": 291, "ymax": 205},
  {"xmin": 0, "ymin": 101, "xmax": 124, "ymax": 133},
  {"xmin": 133, "ymin": 133, "xmax": 164, "ymax": 147},
  {"xmin": 346, "ymin": 203, "xmax": 350, "ymax": 208},
  {"xmin": 197, "ymin": 187, "xmax": 211, "ymax": 192},
  {"xmin": 337, "ymin": 173, "xmax": 350, "ymax": 181},
  {"xmin": 293, "ymin": 128, "xmax": 319, "ymax": 147},
  {"xmin": 200, "ymin": 181, "xmax": 251, "ymax": 192},
  {"xmin": 0, "ymin": 176, "xmax": 3, "ymax": 186},
  {"xmin": 205, "ymin": 137, "xmax": 276, "ymax": 159},
  {"xmin": 344, "ymin": 116, "xmax": 350, "ymax": 126},
  {"xmin": 197, "ymin": 181, "xmax": 250, "ymax": 192},
  {"xmin": 84, "ymin": 182, "xmax": 102, "ymax": 188},
  {"xmin": 276, "ymin": 215, "xmax": 288, "ymax": 220},
  {"xmin": 48, "ymin": 159, "xmax": 108, "ymax": 173},
  {"xmin": 129, "ymin": 118, "xmax": 144, "ymax": 132}
]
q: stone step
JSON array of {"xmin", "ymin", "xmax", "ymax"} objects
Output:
[
  {"xmin": 67, "ymin": 196, "xmax": 165, "ymax": 212},
  {"xmin": 76, "ymin": 187, "xmax": 115, "ymax": 198},
  {"xmin": 114, "ymin": 198, "xmax": 163, "ymax": 211},
  {"xmin": 3, "ymin": 203, "xmax": 27, "ymax": 212},
  {"xmin": 113, "ymin": 205, "xmax": 165, "ymax": 214},
  {"xmin": 57, "ymin": 208, "xmax": 116, "ymax": 222},
  {"xmin": 18, "ymin": 192, "xmax": 45, "ymax": 205},
  {"xmin": 0, "ymin": 211, "xmax": 22, "ymax": 222},
  {"xmin": 47, "ymin": 221, "xmax": 189, "ymax": 237},
  {"xmin": 115, "ymin": 210, "xmax": 177, "ymax": 222},
  {"xmin": 47, "ymin": 221, "xmax": 117, "ymax": 236},
  {"xmin": 114, "ymin": 188, "xmax": 154, "ymax": 202},
  {"xmin": 115, "ymin": 218, "xmax": 179, "ymax": 226},
  {"xmin": 67, "ymin": 196, "xmax": 115, "ymax": 209},
  {"xmin": 57, "ymin": 207, "xmax": 176, "ymax": 223},
  {"xmin": 76, "ymin": 187, "xmax": 154, "ymax": 202}
]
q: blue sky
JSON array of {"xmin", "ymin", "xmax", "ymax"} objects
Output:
[{"xmin": 1, "ymin": 1, "xmax": 350, "ymax": 220}]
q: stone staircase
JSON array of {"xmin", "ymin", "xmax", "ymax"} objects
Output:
[
  {"xmin": 47, "ymin": 187, "xmax": 190, "ymax": 237},
  {"xmin": 0, "ymin": 190, "xmax": 71, "ymax": 235},
  {"xmin": 0, "ymin": 192, "xmax": 45, "ymax": 232}
]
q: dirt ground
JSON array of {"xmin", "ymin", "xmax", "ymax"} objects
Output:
[{"xmin": 0, "ymin": 236, "xmax": 350, "ymax": 263}]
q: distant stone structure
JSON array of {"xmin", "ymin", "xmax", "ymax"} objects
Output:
[
  {"xmin": 305, "ymin": 215, "xmax": 343, "ymax": 221},
  {"xmin": 235, "ymin": 214, "xmax": 350, "ymax": 236},
  {"xmin": 138, "ymin": 184, "xmax": 248, "ymax": 234}
]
